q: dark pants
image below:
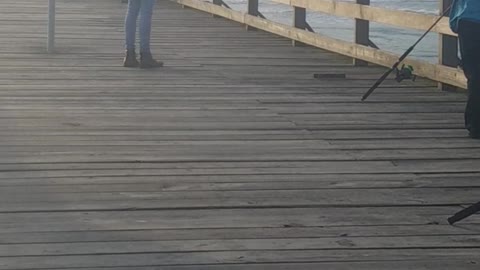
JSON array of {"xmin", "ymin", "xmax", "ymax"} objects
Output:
[{"xmin": 458, "ymin": 19, "xmax": 480, "ymax": 133}]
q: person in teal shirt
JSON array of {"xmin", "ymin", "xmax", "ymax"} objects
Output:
[{"xmin": 450, "ymin": 0, "xmax": 480, "ymax": 138}]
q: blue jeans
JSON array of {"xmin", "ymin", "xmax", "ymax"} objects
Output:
[{"xmin": 125, "ymin": 0, "xmax": 156, "ymax": 53}]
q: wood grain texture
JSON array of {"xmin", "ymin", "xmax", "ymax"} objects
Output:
[{"xmin": 0, "ymin": 0, "xmax": 478, "ymax": 269}]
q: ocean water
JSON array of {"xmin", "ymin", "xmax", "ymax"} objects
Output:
[{"xmin": 221, "ymin": 0, "xmax": 440, "ymax": 62}]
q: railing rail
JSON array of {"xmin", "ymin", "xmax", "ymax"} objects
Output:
[{"xmin": 177, "ymin": 0, "xmax": 466, "ymax": 89}]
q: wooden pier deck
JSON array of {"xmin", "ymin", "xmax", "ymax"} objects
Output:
[{"xmin": 0, "ymin": 0, "xmax": 479, "ymax": 269}]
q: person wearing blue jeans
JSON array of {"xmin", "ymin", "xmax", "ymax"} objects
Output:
[
  {"xmin": 124, "ymin": 0, "xmax": 163, "ymax": 68},
  {"xmin": 450, "ymin": 0, "xmax": 480, "ymax": 138}
]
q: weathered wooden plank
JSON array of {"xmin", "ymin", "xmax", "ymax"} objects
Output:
[
  {"xmin": 12, "ymin": 261, "xmax": 478, "ymax": 270},
  {"xmin": 309, "ymin": 129, "xmax": 467, "ymax": 139},
  {"xmin": 1, "ymin": 138, "xmax": 479, "ymax": 150},
  {"xmin": 0, "ymin": 188, "xmax": 478, "ymax": 212},
  {"xmin": 0, "ymin": 206, "xmax": 474, "ymax": 232},
  {"xmin": 3, "ymin": 235, "xmax": 480, "ymax": 257},
  {"xmin": 0, "ymin": 149, "xmax": 480, "ymax": 165},
  {"xmin": 0, "ymin": 176, "xmax": 478, "ymax": 192},
  {"xmin": 0, "ymin": 249, "xmax": 479, "ymax": 269},
  {"xmin": 0, "ymin": 159, "xmax": 479, "ymax": 179},
  {"xmin": 1, "ymin": 224, "xmax": 477, "ymax": 244},
  {"xmin": 2, "ymin": 173, "xmax": 480, "ymax": 195}
]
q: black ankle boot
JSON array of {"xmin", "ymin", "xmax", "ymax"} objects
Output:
[
  {"xmin": 123, "ymin": 49, "xmax": 139, "ymax": 68},
  {"xmin": 469, "ymin": 127, "xmax": 480, "ymax": 139},
  {"xmin": 140, "ymin": 52, "xmax": 163, "ymax": 69}
]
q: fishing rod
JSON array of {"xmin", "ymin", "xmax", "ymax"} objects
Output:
[{"xmin": 361, "ymin": 5, "xmax": 453, "ymax": 101}]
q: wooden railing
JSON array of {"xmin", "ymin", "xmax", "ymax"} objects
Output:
[{"xmin": 177, "ymin": 0, "xmax": 466, "ymax": 90}]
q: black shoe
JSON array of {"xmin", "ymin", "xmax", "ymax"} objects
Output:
[
  {"xmin": 123, "ymin": 49, "xmax": 139, "ymax": 68},
  {"xmin": 140, "ymin": 52, "xmax": 163, "ymax": 69},
  {"xmin": 468, "ymin": 128, "xmax": 480, "ymax": 139},
  {"xmin": 469, "ymin": 133, "xmax": 480, "ymax": 139}
]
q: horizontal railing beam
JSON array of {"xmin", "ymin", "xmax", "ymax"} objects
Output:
[{"xmin": 270, "ymin": 0, "xmax": 455, "ymax": 37}]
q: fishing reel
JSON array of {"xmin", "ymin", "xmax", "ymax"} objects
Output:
[
  {"xmin": 395, "ymin": 64, "xmax": 416, "ymax": 83},
  {"xmin": 362, "ymin": 5, "xmax": 451, "ymax": 101}
]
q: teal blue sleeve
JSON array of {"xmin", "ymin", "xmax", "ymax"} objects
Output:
[
  {"xmin": 450, "ymin": 0, "xmax": 461, "ymax": 33},
  {"xmin": 450, "ymin": 0, "xmax": 480, "ymax": 33}
]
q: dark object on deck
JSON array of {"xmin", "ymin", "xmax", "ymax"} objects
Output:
[
  {"xmin": 313, "ymin": 73, "xmax": 346, "ymax": 79},
  {"xmin": 395, "ymin": 64, "xmax": 417, "ymax": 82},
  {"xmin": 448, "ymin": 201, "xmax": 480, "ymax": 225},
  {"xmin": 361, "ymin": 5, "xmax": 452, "ymax": 101}
]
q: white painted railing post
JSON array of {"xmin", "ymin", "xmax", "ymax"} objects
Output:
[{"xmin": 47, "ymin": 0, "xmax": 56, "ymax": 53}]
